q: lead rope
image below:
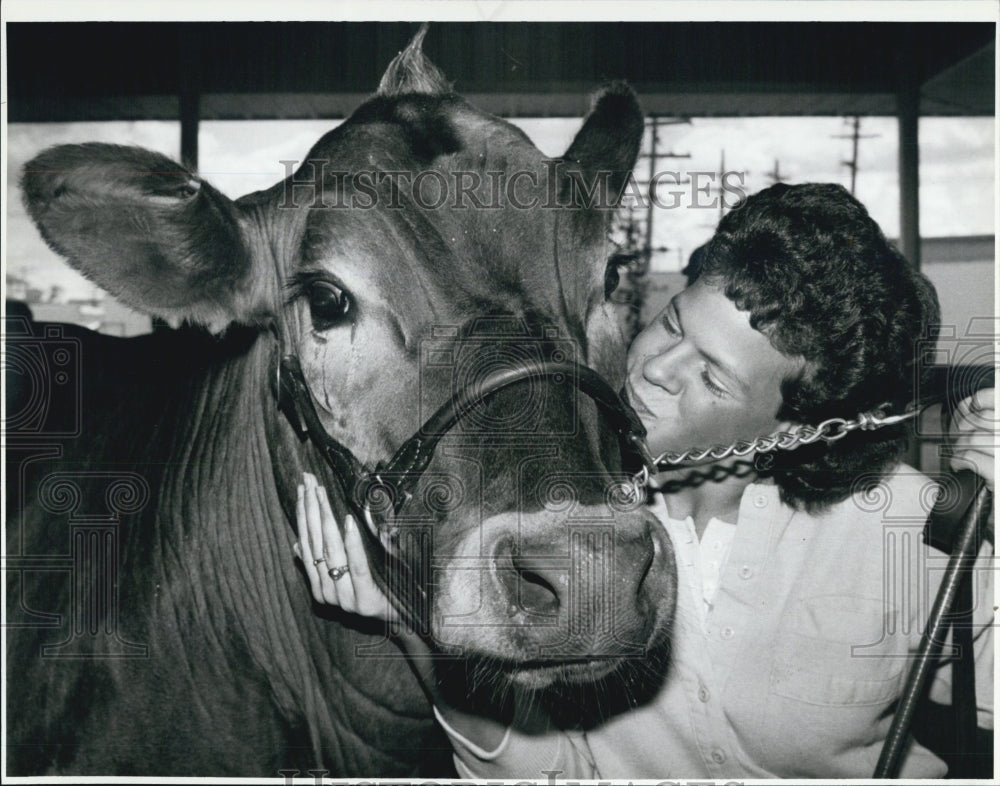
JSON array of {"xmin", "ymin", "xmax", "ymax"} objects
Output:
[{"xmin": 629, "ymin": 401, "xmax": 922, "ymax": 488}]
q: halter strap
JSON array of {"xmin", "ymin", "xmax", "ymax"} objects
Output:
[{"xmin": 277, "ymin": 352, "xmax": 653, "ymax": 629}]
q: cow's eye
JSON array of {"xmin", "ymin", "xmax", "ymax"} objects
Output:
[
  {"xmin": 307, "ymin": 281, "xmax": 353, "ymax": 329},
  {"xmin": 604, "ymin": 259, "xmax": 622, "ymax": 299}
]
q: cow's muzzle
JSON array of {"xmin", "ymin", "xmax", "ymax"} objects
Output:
[{"xmin": 433, "ymin": 504, "xmax": 676, "ymax": 688}]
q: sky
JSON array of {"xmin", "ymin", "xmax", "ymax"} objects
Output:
[{"xmin": 4, "ymin": 114, "xmax": 995, "ymax": 299}]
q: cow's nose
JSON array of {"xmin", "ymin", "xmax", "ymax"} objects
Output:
[
  {"xmin": 463, "ymin": 507, "xmax": 675, "ymax": 663},
  {"xmin": 490, "ymin": 512, "xmax": 661, "ymax": 625},
  {"xmin": 493, "ymin": 538, "xmax": 563, "ymax": 618}
]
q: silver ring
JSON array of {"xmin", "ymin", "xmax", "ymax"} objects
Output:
[
  {"xmin": 312, "ymin": 557, "xmax": 326, "ymax": 566},
  {"xmin": 328, "ymin": 565, "xmax": 350, "ymax": 581}
]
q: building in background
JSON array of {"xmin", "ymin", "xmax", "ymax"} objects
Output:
[{"xmin": 5, "ymin": 273, "xmax": 152, "ymax": 337}]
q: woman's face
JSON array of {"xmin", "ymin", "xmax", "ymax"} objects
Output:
[{"xmin": 625, "ymin": 279, "xmax": 806, "ymax": 460}]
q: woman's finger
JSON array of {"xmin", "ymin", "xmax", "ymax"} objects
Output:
[
  {"xmin": 295, "ymin": 483, "xmax": 326, "ymax": 604},
  {"xmin": 303, "ymin": 474, "xmax": 326, "ymax": 569},
  {"xmin": 343, "ymin": 514, "xmax": 395, "ymax": 620},
  {"xmin": 305, "ymin": 474, "xmax": 342, "ymax": 606},
  {"xmin": 315, "ymin": 484, "xmax": 355, "ymax": 610},
  {"xmin": 302, "ymin": 475, "xmax": 339, "ymax": 607},
  {"xmin": 952, "ymin": 389, "xmax": 996, "ymax": 432}
]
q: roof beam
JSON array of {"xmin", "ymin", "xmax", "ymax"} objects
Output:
[{"xmin": 9, "ymin": 88, "xmax": 991, "ymax": 123}]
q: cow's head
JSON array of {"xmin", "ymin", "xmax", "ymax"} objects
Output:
[{"xmin": 21, "ymin": 27, "xmax": 675, "ymax": 690}]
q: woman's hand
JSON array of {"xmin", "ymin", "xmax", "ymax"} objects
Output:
[
  {"xmin": 948, "ymin": 388, "xmax": 996, "ymax": 492},
  {"xmin": 292, "ymin": 475, "xmax": 530, "ymax": 754},
  {"xmin": 292, "ymin": 472, "xmax": 397, "ymax": 620},
  {"xmin": 291, "ymin": 474, "xmax": 452, "ymax": 700}
]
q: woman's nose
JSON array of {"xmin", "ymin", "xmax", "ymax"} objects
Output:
[{"xmin": 643, "ymin": 350, "xmax": 683, "ymax": 395}]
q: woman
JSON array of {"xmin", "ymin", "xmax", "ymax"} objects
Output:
[{"xmin": 294, "ymin": 183, "xmax": 994, "ymax": 778}]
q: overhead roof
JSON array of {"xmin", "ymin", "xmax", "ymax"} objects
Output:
[{"xmin": 6, "ymin": 22, "xmax": 995, "ymax": 121}]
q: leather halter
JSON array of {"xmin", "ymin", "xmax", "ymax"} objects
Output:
[{"xmin": 277, "ymin": 352, "xmax": 655, "ymax": 628}]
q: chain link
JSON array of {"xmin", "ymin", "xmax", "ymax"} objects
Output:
[{"xmin": 645, "ymin": 401, "xmax": 923, "ymax": 473}]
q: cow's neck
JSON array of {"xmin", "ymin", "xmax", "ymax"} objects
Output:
[{"xmin": 154, "ymin": 330, "xmax": 433, "ymax": 768}]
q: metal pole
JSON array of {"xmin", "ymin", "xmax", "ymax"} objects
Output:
[
  {"xmin": 873, "ymin": 472, "xmax": 990, "ymax": 777},
  {"xmin": 897, "ymin": 42, "xmax": 922, "ymax": 468},
  {"xmin": 898, "ymin": 67, "xmax": 921, "ymax": 271},
  {"xmin": 178, "ymin": 28, "xmax": 201, "ymax": 169},
  {"xmin": 180, "ymin": 91, "xmax": 200, "ymax": 170}
]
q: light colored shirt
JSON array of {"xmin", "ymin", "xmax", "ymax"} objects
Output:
[
  {"xmin": 690, "ymin": 513, "xmax": 737, "ymax": 617},
  {"xmin": 437, "ymin": 463, "xmax": 994, "ymax": 780}
]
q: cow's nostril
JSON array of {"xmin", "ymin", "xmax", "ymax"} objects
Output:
[
  {"xmin": 511, "ymin": 558, "xmax": 560, "ymax": 616},
  {"xmin": 494, "ymin": 541, "xmax": 561, "ymax": 617}
]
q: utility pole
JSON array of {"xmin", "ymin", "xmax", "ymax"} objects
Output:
[
  {"xmin": 695, "ymin": 149, "xmax": 746, "ymax": 236},
  {"xmin": 832, "ymin": 116, "xmax": 879, "ymax": 195},
  {"xmin": 638, "ymin": 116, "xmax": 692, "ymax": 262},
  {"xmin": 718, "ymin": 149, "xmax": 726, "ymax": 223},
  {"xmin": 644, "ymin": 116, "xmax": 659, "ymax": 257},
  {"xmin": 610, "ymin": 115, "xmax": 691, "ymax": 339},
  {"xmin": 767, "ymin": 158, "xmax": 787, "ymax": 185}
]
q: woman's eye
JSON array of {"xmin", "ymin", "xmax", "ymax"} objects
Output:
[
  {"xmin": 308, "ymin": 281, "xmax": 353, "ymax": 329},
  {"xmin": 701, "ymin": 368, "xmax": 727, "ymax": 398}
]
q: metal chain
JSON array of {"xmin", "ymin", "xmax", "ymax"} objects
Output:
[{"xmin": 634, "ymin": 402, "xmax": 924, "ymax": 484}]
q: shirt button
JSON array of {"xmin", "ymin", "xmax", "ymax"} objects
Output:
[
  {"xmin": 739, "ymin": 565, "xmax": 754, "ymax": 580},
  {"xmin": 698, "ymin": 685, "xmax": 710, "ymax": 702},
  {"xmin": 754, "ymin": 494, "xmax": 768, "ymax": 508},
  {"xmin": 711, "ymin": 749, "xmax": 727, "ymax": 764},
  {"xmin": 721, "ymin": 626, "xmax": 735, "ymax": 640}
]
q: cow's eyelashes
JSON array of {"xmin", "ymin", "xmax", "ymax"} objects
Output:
[{"xmin": 306, "ymin": 281, "xmax": 353, "ymax": 330}]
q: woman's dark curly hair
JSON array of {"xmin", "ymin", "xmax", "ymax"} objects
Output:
[{"xmin": 689, "ymin": 182, "xmax": 940, "ymax": 511}]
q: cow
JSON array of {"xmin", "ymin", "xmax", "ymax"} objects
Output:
[{"xmin": 6, "ymin": 28, "xmax": 676, "ymax": 777}]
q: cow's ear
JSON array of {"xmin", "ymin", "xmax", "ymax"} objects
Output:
[
  {"xmin": 21, "ymin": 143, "xmax": 269, "ymax": 333},
  {"xmin": 561, "ymin": 82, "xmax": 644, "ymax": 207}
]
